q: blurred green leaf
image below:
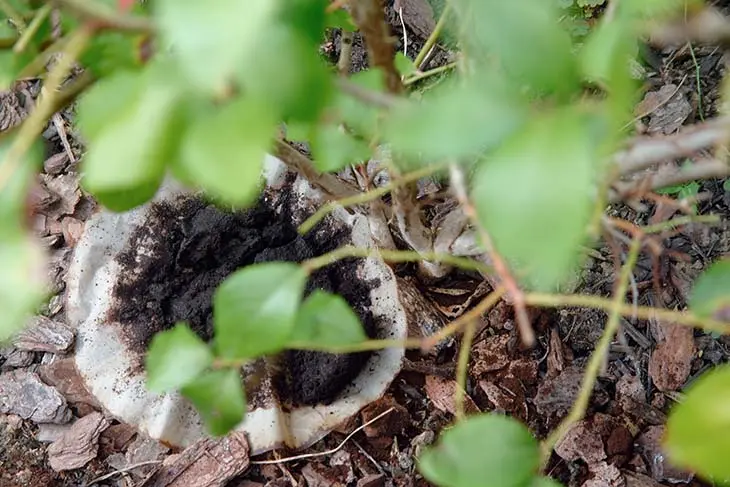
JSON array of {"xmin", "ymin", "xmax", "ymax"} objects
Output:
[
  {"xmin": 723, "ymin": 179, "xmax": 730, "ymax": 193},
  {"xmin": 146, "ymin": 322, "xmax": 213, "ymax": 393},
  {"xmin": 181, "ymin": 368, "xmax": 246, "ymax": 436},
  {"xmin": 472, "ymin": 108, "xmax": 598, "ymax": 291},
  {"xmin": 449, "ymin": 0, "xmax": 579, "ymax": 99},
  {"xmin": 310, "ymin": 124, "xmax": 370, "ymax": 172},
  {"xmin": 289, "ymin": 290, "xmax": 367, "ymax": 348},
  {"xmin": 79, "ymin": 63, "xmax": 186, "ymax": 211},
  {"xmin": 394, "ymin": 52, "xmax": 416, "ymax": 77},
  {"xmin": 179, "ymin": 96, "xmax": 275, "ymax": 207},
  {"xmin": 334, "ymin": 69, "xmax": 386, "ymax": 138},
  {"xmin": 689, "ymin": 259, "xmax": 730, "ymax": 322},
  {"xmin": 214, "ymin": 262, "xmax": 307, "ymax": 359},
  {"xmin": 418, "ymin": 414, "xmax": 539, "ymax": 487},
  {"xmin": 77, "ymin": 69, "xmax": 143, "ymax": 141},
  {"xmin": 665, "ymin": 364, "xmax": 730, "ymax": 483},
  {"xmin": 81, "ymin": 31, "xmax": 144, "ymax": 77},
  {"xmin": 326, "ymin": 8, "xmax": 357, "ymax": 32},
  {"xmin": 154, "ymin": 0, "xmax": 278, "ymax": 94},
  {"xmin": 280, "ymin": 0, "xmax": 328, "ymax": 44},
  {"xmin": 385, "ymin": 75, "xmax": 527, "ymax": 162},
  {"xmin": 240, "ymin": 25, "xmax": 332, "ymax": 123}
]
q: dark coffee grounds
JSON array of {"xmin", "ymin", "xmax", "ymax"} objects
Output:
[{"xmin": 110, "ymin": 193, "xmax": 382, "ymax": 406}]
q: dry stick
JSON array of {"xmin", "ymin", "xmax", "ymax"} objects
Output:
[
  {"xmin": 414, "ymin": 3, "xmax": 451, "ymax": 69},
  {"xmin": 539, "ymin": 237, "xmax": 643, "ymax": 464},
  {"xmin": 350, "ymin": 0, "xmax": 402, "ymax": 94},
  {"xmin": 251, "ymin": 407, "xmax": 395, "ymax": 465},
  {"xmin": 454, "ymin": 320, "xmax": 476, "ymax": 420},
  {"xmin": 0, "ymin": 25, "xmax": 91, "ymax": 192},
  {"xmin": 298, "ymin": 164, "xmax": 443, "ymax": 234},
  {"xmin": 449, "ymin": 164, "xmax": 535, "ymax": 346},
  {"xmin": 641, "ymin": 214, "xmax": 720, "ymax": 234}
]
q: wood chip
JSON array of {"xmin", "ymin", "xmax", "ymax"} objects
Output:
[
  {"xmin": 535, "ymin": 365, "xmax": 584, "ymax": 418},
  {"xmin": 0, "ymin": 347, "xmax": 34, "ymax": 369},
  {"xmin": 48, "ymin": 411, "xmax": 109, "ymax": 472},
  {"xmin": 636, "ymin": 426, "xmax": 694, "ymax": 483},
  {"xmin": 43, "ymin": 152, "xmax": 70, "ymax": 175},
  {"xmin": 43, "ymin": 173, "xmax": 81, "ymax": 217},
  {"xmin": 360, "ymin": 395, "xmax": 408, "ymax": 438},
  {"xmin": 546, "ymin": 327, "xmax": 565, "ymax": 378},
  {"xmin": 0, "ymin": 370, "xmax": 71, "ymax": 423},
  {"xmin": 648, "ymin": 323, "xmax": 695, "ymax": 392},
  {"xmin": 424, "ymin": 375, "xmax": 480, "ymax": 416},
  {"xmin": 37, "ymin": 358, "xmax": 101, "ymax": 410},
  {"xmin": 470, "ymin": 334, "xmax": 511, "ymax": 377},
  {"xmin": 396, "ymin": 0, "xmax": 436, "ymax": 39},
  {"xmin": 13, "ymin": 316, "xmax": 75, "ymax": 353},
  {"xmin": 61, "ymin": 216, "xmax": 84, "ymax": 247},
  {"xmin": 140, "ymin": 431, "xmax": 250, "ymax": 487}
]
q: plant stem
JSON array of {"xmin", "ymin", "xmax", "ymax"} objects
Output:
[
  {"xmin": 0, "ymin": 25, "xmax": 91, "ymax": 192},
  {"xmin": 413, "ymin": 3, "xmax": 450, "ymax": 69},
  {"xmin": 298, "ymin": 163, "xmax": 444, "ymax": 235},
  {"xmin": 338, "ymin": 30, "xmax": 354, "ymax": 75},
  {"xmin": 17, "ymin": 35, "xmax": 69, "ymax": 79},
  {"xmin": 525, "ymin": 291, "xmax": 729, "ymax": 335},
  {"xmin": 54, "ymin": 0, "xmax": 154, "ymax": 33},
  {"xmin": 540, "ymin": 237, "xmax": 642, "ymax": 464},
  {"xmin": 688, "ymin": 41, "xmax": 704, "ymax": 122},
  {"xmin": 403, "ymin": 62, "xmax": 456, "ymax": 86},
  {"xmin": 0, "ymin": 0, "xmax": 27, "ymax": 31},
  {"xmin": 302, "ymin": 244, "xmax": 492, "ymax": 275},
  {"xmin": 455, "ymin": 319, "xmax": 475, "ymax": 420},
  {"xmin": 641, "ymin": 214, "xmax": 720, "ymax": 234},
  {"xmin": 13, "ymin": 3, "xmax": 51, "ymax": 53}
]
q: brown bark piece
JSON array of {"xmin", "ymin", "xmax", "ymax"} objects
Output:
[
  {"xmin": 547, "ymin": 327, "xmax": 566, "ymax": 378},
  {"xmin": 302, "ymin": 463, "xmax": 345, "ymax": 487},
  {"xmin": 648, "ymin": 323, "xmax": 695, "ymax": 392},
  {"xmin": 555, "ymin": 420, "xmax": 607, "ymax": 464},
  {"xmin": 535, "ymin": 365, "xmax": 584, "ymax": 418},
  {"xmin": 396, "ymin": 0, "xmax": 436, "ymax": 39},
  {"xmin": 0, "ymin": 370, "xmax": 71, "ymax": 423},
  {"xmin": 360, "ymin": 395, "xmax": 409, "ymax": 438},
  {"xmin": 13, "ymin": 316, "xmax": 75, "ymax": 353},
  {"xmin": 424, "ymin": 375, "xmax": 480, "ymax": 416},
  {"xmin": 396, "ymin": 277, "xmax": 449, "ymax": 354},
  {"xmin": 141, "ymin": 431, "xmax": 250, "ymax": 487},
  {"xmin": 636, "ymin": 425, "xmax": 694, "ymax": 483},
  {"xmin": 470, "ymin": 334, "xmax": 510, "ymax": 377},
  {"xmin": 38, "ymin": 358, "xmax": 101, "ymax": 410},
  {"xmin": 47, "ymin": 411, "xmax": 109, "ymax": 472}
]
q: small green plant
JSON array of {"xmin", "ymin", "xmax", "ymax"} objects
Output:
[{"xmin": 0, "ymin": 0, "xmax": 728, "ymax": 486}]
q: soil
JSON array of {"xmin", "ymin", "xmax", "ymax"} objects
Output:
[{"xmin": 110, "ymin": 192, "xmax": 381, "ymax": 406}]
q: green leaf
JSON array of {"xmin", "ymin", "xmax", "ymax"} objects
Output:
[
  {"xmin": 77, "ymin": 70, "xmax": 144, "ymax": 142},
  {"xmin": 289, "ymin": 290, "xmax": 367, "ymax": 348},
  {"xmin": 723, "ymin": 179, "xmax": 730, "ymax": 193},
  {"xmin": 418, "ymin": 414, "xmax": 539, "ymax": 487},
  {"xmin": 179, "ymin": 97, "xmax": 275, "ymax": 207},
  {"xmin": 334, "ymin": 69, "xmax": 386, "ymax": 138},
  {"xmin": 665, "ymin": 364, "xmax": 730, "ymax": 483},
  {"xmin": 80, "ymin": 63, "xmax": 186, "ymax": 211},
  {"xmin": 146, "ymin": 322, "xmax": 213, "ymax": 393},
  {"xmin": 214, "ymin": 262, "xmax": 307, "ymax": 359},
  {"xmin": 181, "ymin": 368, "xmax": 246, "ymax": 437},
  {"xmin": 326, "ymin": 8, "xmax": 357, "ymax": 32},
  {"xmin": 280, "ymin": 0, "xmax": 328, "ymax": 44},
  {"xmin": 385, "ymin": 75, "xmax": 527, "ymax": 162},
  {"xmin": 81, "ymin": 31, "xmax": 144, "ymax": 77},
  {"xmin": 154, "ymin": 0, "xmax": 278, "ymax": 94},
  {"xmin": 394, "ymin": 52, "xmax": 416, "ymax": 77},
  {"xmin": 449, "ymin": 0, "xmax": 579, "ymax": 99},
  {"xmin": 472, "ymin": 108, "xmax": 599, "ymax": 291},
  {"xmin": 239, "ymin": 25, "xmax": 332, "ymax": 123},
  {"xmin": 310, "ymin": 124, "xmax": 370, "ymax": 172},
  {"xmin": 689, "ymin": 259, "xmax": 730, "ymax": 322}
]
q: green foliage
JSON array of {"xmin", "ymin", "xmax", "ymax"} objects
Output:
[
  {"xmin": 213, "ymin": 262, "xmax": 307, "ymax": 359},
  {"xmin": 471, "ymin": 108, "xmax": 601, "ymax": 291},
  {"xmin": 181, "ymin": 369, "xmax": 246, "ymax": 436},
  {"xmin": 689, "ymin": 259, "xmax": 730, "ymax": 321},
  {"xmin": 418, "ymin": 414, "xmax": 540, "ymax": 487},
  {"xmin": 179, "ymin": 97, "xmax": 275, "ymax": 207},
  {"xmin": 145, "ymin": 322, "xmax": 213, "ymax": 393},
  {"xmin": 665, "ymin": 365, "xmax": 730, "ymax": 483},
  {"xmin": 310, "ymin": 124, "xmax": 370, "ymax": 172},
  {"xmin": 289, "ymin": 290, "xmax": 368, "ymax": 348}
]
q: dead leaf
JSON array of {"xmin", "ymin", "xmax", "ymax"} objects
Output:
[
  {"xmin": 141, "ymin": 431, "xmax": 250, "ymax": 487},
  {"xmin": 635, "ymin": 84, "xmax": 692, "ymax": 135},
  {"xmin": 43, "ymin": 152, "xmax": 70, "ymax": 176},
  {"xmin": 47, "ymin": 411, "xmax": 109, "ymax": 472},
  {"xmin": 424, "ymin": 375, "xmax": 480, "ymax": 416},
  {"xmin": 648, "ymin": 323, "xmax": 695, "ymax": 391}
]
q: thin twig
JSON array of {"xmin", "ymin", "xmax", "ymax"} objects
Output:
[
  {"xmin": 414, "ymin": 3, "xmax": 450, "ymax": 69},
  {"xmin": 302, "ymin": 245, "xmax": 493, "ymax": 275},
  {"xmin": 52, "ymin": 113, "xmax": 76, "ymax": 163},
  {"xmin": 350, "ymin": 0, "xmax": 402, "ymax": 93},
  {"xmin": 84, "ymin": 460, "xmax": 162, "ymax": 486},
  {"xmin": 298, "ymin": 163, "xmax": 443, "ymax": 234},
  {"xmin": 251, "ymin": 408, "xmax": 395, "ymax": 465},
  {"xmin": 688, "ymin": 42, "xmax": 705, "ymax": 122},
  {"xmin": 0, "ymin": 25, "xmax": 91, "ymax": 192},
  {"xmin": 455, "ymin": 320, "xmax": 475, "ymax": 420},
  {"xmin": 13, "ymin": 3, "xmax": 52, "ymax": 53},
  {"xmin": 641, "ymin": 214, "xmax": 720, "ymax": 234},
  {"xmin": 540, "ymin": 237, "xmax": 642, "ymax": 464},
  {"xmin": 449, "ymin": 164, "xmax": 535, "ymax": 346},
  {"xmin": 403, "ymin": 62, "xmax": 456, "ymax": 86},
  {"xmin": 54, "ymin": 0, "xmax": 154, "ymax": 33}
]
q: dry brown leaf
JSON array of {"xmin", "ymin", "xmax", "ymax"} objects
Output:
[{"xmin": 424, "ymin": 375, "xmax": 480, "ymax": 416}]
